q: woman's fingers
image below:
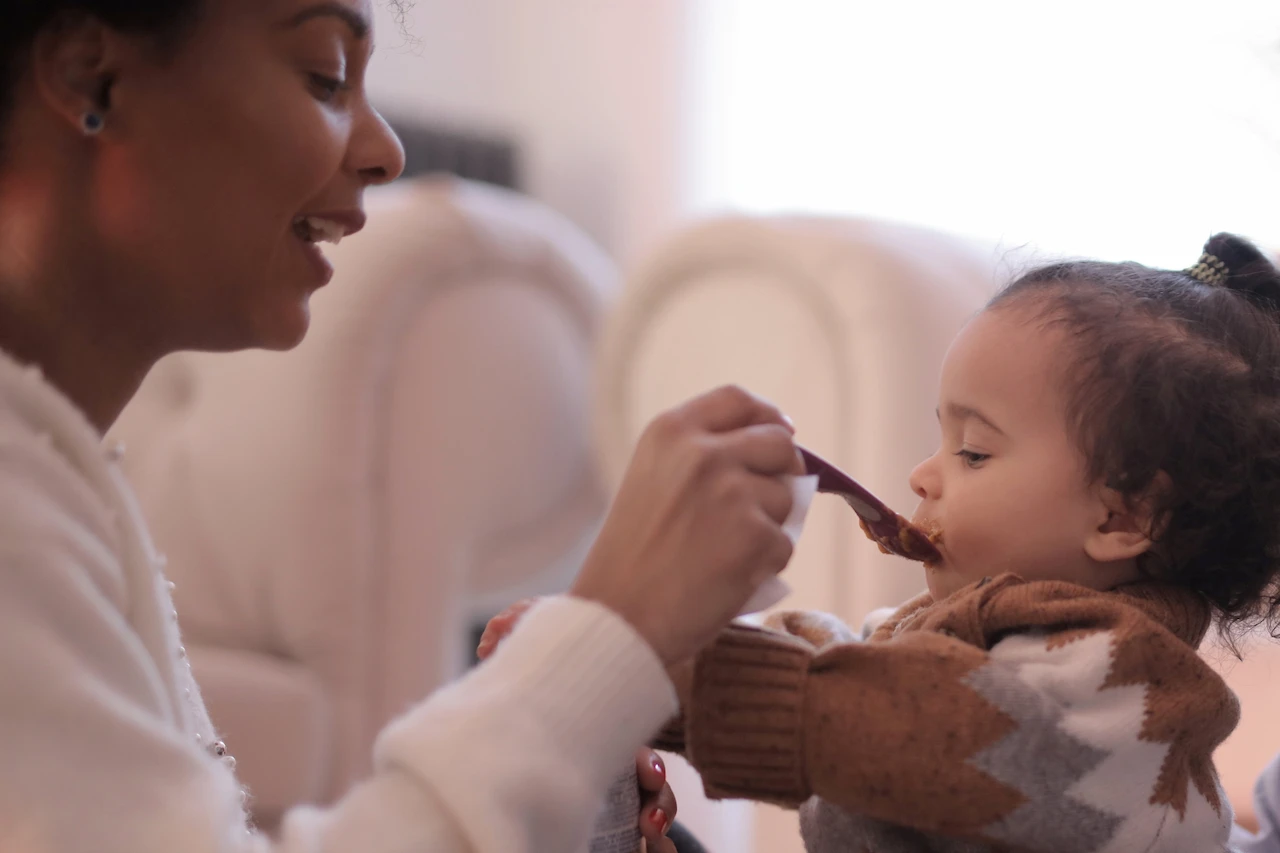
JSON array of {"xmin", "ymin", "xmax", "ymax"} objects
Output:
[
  {"xmin": 721, "ymin": 423, "xmax": 806, "ymax": 476},
  {"xmin": 678, "ymin": 384, "xmax": 794, "ymax": 434},
  {"xmin": 475, "ymin": 598, "xmax": 540, "ymax": 660},
  {"xmin": 643, "ymin": 837, "xmax": 678, "ymax": 853},
  {"xmin": 635, "ymin": 749, "xmax": 666, "ymax": 793},
  {"xmin": 636, "ymin": 748, "xmax": 676, "ymax": 847},
  {"xmin": 571, "ymin": 386, "xmax": 800, "ymax": 666},
  {"xmin": 639, "ymin": 784, "xmax": 677, "ymax": 848}
]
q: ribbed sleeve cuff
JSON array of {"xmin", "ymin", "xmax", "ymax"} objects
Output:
[
  {"xmin": 484, "ymin": 595, "xmax": 677, "ymax": 763},
  {"xmin": 687, "ymin": 624, "xmax": 812, "ymax": 806},
  {"xmin": 374, "ymin": 595, "xmax": 677, "ymax": 798}
]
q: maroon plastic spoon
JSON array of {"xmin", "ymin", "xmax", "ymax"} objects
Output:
[{"xmin": 798, "ymin": 446, "xmax": 941, "ymax": 564}]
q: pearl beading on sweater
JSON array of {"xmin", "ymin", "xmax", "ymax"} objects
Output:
[{"xmin": 106, "ymin": 441, "xmax": 248, "ymax": 813}]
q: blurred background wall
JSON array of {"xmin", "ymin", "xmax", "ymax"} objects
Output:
[{"xmin": 367, "ymin": 0, "xmax": 1280, "ymax": 268}]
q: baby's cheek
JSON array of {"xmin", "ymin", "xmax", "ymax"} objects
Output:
[{"xmin": 943, "ymin": 519, "xmax": 1009, "ymax": 583}]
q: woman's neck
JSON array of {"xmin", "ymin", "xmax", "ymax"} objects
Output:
[
  {"xmin": 0, "ymin": 292, "xmax": 154, "ymax": 433},
  {"xmin": 0, "ymin": 181, "xmax": 157, "ymax": 432},
  {"xmin": 0, "ymin": 120, "xmax": 166, "ymax": 433}
]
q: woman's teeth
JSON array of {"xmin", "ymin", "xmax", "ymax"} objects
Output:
[{"xmin": 293, "ymin": 216, "xmax": 345, "ymax": 245}]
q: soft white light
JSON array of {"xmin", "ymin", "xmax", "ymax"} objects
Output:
[{"xmin": 688, "ymin": 0, "xmax": 1280, "ymax": 266}]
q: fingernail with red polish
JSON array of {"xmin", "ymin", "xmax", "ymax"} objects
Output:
[
  {"xmin": 650, "ymin": 808, "xmax": 667, "ymax": 831},
  {"xmin": 651, "ymin": 756, "xmax": 665, "ymax": 780}
]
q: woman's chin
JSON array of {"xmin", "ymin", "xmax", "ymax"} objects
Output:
[{"xmin": 252, "ymin": 297, "xmax": 312, "ymax": 351}]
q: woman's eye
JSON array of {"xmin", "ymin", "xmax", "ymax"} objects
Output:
[
  {"xmin": 954, "ymin": 449, "xmax": 990, "ymax": 468},
  {"xmin": 309, "ymin": 73, "xmax": 345, "ymax": 102}
]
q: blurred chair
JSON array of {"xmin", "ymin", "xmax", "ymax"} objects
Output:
[
  {"xmin": 592, "ymin": 214, "xmax": 1002, "ymax": 853},
  {"xmin": 109, "ymin": 175, "xmax": 616, "ymax": 832}
]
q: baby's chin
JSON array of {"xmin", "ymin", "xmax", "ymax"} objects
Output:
[
  {"xmin": 924, "ymin": 569, "xmax": 958, "ymax": 601},
  {"xmin": 922, "ymin": 560, "xmax": 979, "ymax": 602}
]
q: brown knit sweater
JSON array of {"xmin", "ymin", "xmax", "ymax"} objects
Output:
[{"xmin": 657, "ymin": 574, "xmax": 1240, "ymax": 852}]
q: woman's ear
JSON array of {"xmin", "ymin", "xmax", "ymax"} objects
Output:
[
  {"xmin": 1083, "ymin": 474, "xmax": 1168, "ymax": 564},
  {"xmin": 28, "ymin": 13, "xmax": 121, "ymax": 132}
]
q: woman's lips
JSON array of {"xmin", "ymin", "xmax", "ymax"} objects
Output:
[{"xmin": 293, "ymin": 233, "xmax": 335, "ymax": 287}]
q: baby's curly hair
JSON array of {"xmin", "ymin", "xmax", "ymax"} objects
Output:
[{"xmin": 990, "ymin": 234, "xmax": 1280, "ymax": 649}]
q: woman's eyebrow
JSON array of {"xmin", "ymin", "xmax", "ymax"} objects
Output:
[{"xmin": 283, "ymin": 3, "xmax": 371, "ymax": 40}]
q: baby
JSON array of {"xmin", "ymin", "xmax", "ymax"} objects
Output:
[{"xmin": 484, "ymin": 233, "xmax": 1280, "ymax": 852}]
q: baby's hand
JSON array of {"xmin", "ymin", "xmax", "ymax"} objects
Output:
[
  {"xmin": 762, "ymin": 609, "xmax": 859, "ymax": 650},
  {"xmin": 475, "ymin": 597, "xmax": 543, "ymax": 660}
]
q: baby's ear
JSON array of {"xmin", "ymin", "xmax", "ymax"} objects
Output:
[{"xmin": 1083, "ymin": 473, "xmax": 1168, "ymax": 564}]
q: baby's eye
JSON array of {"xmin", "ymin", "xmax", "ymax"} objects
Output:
[{"xmin": 954, "ymin": 449, "xmax": 990, "ymax": 468}]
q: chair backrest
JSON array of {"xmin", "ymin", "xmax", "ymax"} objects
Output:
[{"xmin": 111, "ymin": 176, "xmax": 617, "ymax": 828}]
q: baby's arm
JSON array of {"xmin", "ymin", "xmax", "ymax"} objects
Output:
[
  {"xmin": 759, "ymin": 609, "xmax": 860, "ymax": 648},
  {"xmin": 678, "ymin": 585, "xmax": 1238, "ymax": 850},
  {"xmin": 652, "ymin": 607, "xmax": 864, "ymax": 755}
]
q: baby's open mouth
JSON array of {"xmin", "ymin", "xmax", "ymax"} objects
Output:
[
  {"xmin": 856, "ymin": 513, "xmax": 943, "ymax": 564},
  {"xmin": 796, "ymin": 446, "xmax": 943, "ymax": 564},
  {"xmin": 916, "ymin": 521, "xmax": 944, "ymax": 568},
  {"xmin": 918, "ymin": 520, "xmax": 944, "ymax": 545}
]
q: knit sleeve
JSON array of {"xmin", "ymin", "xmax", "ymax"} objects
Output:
[
  {"xmin": 680, "ymin": 582, "xmax": 1239, "ymax": 851},
  {"xmin": 651, "ymin": 609, "xmax": 860, "ymax": 755}
]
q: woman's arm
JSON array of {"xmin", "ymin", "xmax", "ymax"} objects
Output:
[
  {"xmin": 284, "ymin": 596, "xmax": 676, "ymax": 852},
  {"xmin": 0, "ymin": 523, "xmax": 674, "ymax": 853},
  {"xmin": 0, "ymin": 426, "xmax": 675, "ymax": 853}
]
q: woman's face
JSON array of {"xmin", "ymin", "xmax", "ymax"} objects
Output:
[{"xmin": 84, "ymin": 0, "xmax": 404, "ymax": 351}]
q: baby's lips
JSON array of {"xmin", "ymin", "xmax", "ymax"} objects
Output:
[
  {"xmin": 798, "ymin": 445, "xmax": 943, "ymax": 565},
  {"xmin": 905, "ymin": 519, "xmax": 945, "ymax": 565}
]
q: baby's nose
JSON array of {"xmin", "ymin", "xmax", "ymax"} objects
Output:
[{"xmin": 908, "ymin": 455, "xmax": 937, "ymax": 500}]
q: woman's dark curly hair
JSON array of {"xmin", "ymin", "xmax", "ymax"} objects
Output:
[
  {"xmin": 2, "ymin": 2, "xmax": 203, "ymax": 137},
  {"xmin": 990, "ymin": 233, "xmax": 1280, "ymax": 649},
  {"xmin": 1, "ymin": 1, "xmax": 411, "ymax": 146}
]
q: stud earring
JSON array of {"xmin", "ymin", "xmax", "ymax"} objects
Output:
[{"xmin": 81, "ymin": 111, "xmax": 105, "ymax": 135}]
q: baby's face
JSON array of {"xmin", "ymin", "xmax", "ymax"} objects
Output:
[{"xmin": 908, "ymin": 304, "xmax": 1112, "ymax": 600}]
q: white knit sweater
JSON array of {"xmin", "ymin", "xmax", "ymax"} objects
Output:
[{"xmin": 0, "ymin": 351, "xmax": 676, "ymax": 853}]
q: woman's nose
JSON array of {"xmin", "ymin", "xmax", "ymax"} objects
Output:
[{"xmin": 349, "ymin": 105, "xmax": 406, "ymax": 187}]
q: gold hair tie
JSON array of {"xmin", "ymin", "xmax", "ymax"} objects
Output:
[{"xmin": 1186, "ymin": 252, "xmax": 1230, "ymax": 287}]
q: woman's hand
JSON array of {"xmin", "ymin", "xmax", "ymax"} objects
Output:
[
  {"xmin": 475, "ymin": 597, "xmax": 539, "ymax": 662},
  {"xmin": 573, "ymin": 386, "xmax": 804, "ymax": 666},
  {"xmin": 637, "ymin": 748, "xmax": 677, "ymax": 853},
  {"xmin": 480, "ymin": 616, "xmax": 680, "ymax": 851}
]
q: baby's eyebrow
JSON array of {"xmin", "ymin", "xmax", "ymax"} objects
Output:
[{"xmin": 937, "ymin": 403, "xmax": 1006, "ymax": 437}]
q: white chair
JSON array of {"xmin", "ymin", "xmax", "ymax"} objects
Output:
[
  {"xmin": 593, "ymin": 214, "xmax": 1002, "ymax": 853},
  {"xmin": 109, "ymin": 175, "xmax": 617, "ymax": 832}
]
